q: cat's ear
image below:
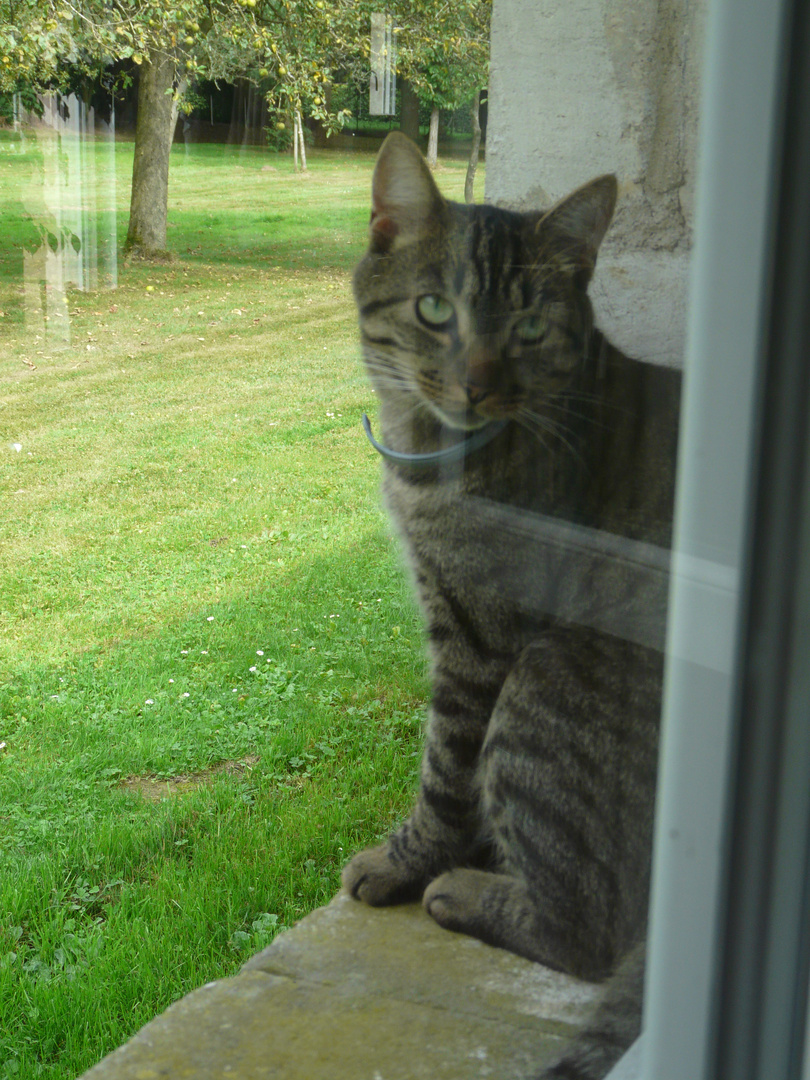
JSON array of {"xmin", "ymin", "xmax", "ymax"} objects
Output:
[
  {"xmin": 369, "ymin": 132, "xmax": 445, "ymax": 252},
  {"xmin": 538, "ymin": 175, "xmax": 617, "ymax": 282}
]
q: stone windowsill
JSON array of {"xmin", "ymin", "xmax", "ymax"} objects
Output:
[{"xmin": 79, "ymin": 891, "xmax": 603, "ymax": 1079}]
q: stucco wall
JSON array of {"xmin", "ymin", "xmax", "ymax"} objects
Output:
[{"xmin": 486, "ymin": 0, "xmax": 706, "ymax": 367}]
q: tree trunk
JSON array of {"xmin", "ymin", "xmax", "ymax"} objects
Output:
[
  {"xmin": 464, "ymin": 90, "xmax": 482, "ymax": 203},
  {"xmin": 399, "ymin": 79, "xmax": 420, "ymax": 142},
  {"xmin": 426, "ymin": 106, "xmax": 439, "ymax": 168},
  {"xmin": 125, "ymin": 52, "xmax": 176, "ymax": 256},
  {"xmin": 295, "ymin": 109, "xmax": 307, "ymax": 171}
]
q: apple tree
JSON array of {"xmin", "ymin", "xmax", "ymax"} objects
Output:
[{"xmin": 0, "ymin": 0, "xmax": 356, "ymax": 255}]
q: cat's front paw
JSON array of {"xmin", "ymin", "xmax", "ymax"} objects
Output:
[
  {"xmin": 423, "ymin": 868, "xmax": 491, "ymax": 932},
  {"xmin": 342, "ymin": 842, "xmax": 425, "ymax": 906},
  {"xmin": 424, "ymin": 869, "xmax": 550, "ymax": 963}
]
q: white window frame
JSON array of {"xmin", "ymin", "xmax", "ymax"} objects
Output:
[{"xmin": 609, "ymin": 0, "xmax": 810, "ymax": 1076}]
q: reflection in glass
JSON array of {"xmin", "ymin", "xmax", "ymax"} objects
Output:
[{"xmin": 15, "ymin": 91, "xmax": 117, "ymax": 350}]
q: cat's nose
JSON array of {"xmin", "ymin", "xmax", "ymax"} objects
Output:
[{"xmin": 464, "ymin": 358, "xmax": 495, "ymax": 405}]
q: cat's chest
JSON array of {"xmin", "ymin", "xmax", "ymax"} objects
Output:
[
  {"xmin": 386, "ymin": 475, "xmax": 558, "ymax": 622},
  {"xmin": 385, "ymin": 471, "xmax": 671, "ymax": 654}
]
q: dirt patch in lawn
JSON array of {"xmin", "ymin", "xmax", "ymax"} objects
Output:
[{"xmin": 120, "ymin": 756, "xmax": 260, "ymax": 801}]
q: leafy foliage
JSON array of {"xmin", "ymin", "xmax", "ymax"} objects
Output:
[
  {"xmin": 0, "ymin": 1, "xmax": 353, "ymax": 133},
  {"xmin": 336, "ymin": 0, "xmax": 490, "ymax": 113},
  {"xmin": 0, "ymin": 1, "xmax": 489, "ymax": 138}
]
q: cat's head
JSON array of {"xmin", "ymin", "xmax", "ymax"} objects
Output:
[{"xmin": 353, "ymin": 132, "xmax": 616, "ymax": 434}]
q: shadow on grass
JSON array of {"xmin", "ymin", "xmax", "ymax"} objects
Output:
[
  {"xmin": 0, "ymin": 520, "xmax": 427, "ymax": 852},
  {"xmin": 0, "ymin": 521, "xmax": 429, "ymax": 1079}
]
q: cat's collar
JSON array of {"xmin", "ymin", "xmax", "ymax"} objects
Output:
[{"xmin": 361, "ymin": 413, "xmax": 508, "ymax": 469}]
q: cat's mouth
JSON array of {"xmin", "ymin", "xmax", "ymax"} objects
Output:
[
  {"xmin": 426, "ymin": 390, "xmax": 516, "ymax": 432},
  {"xmin": 429, "ymin": 403, "xmax": 496, "ymax": 432},
  {"xmin": 413, "ymin": 366, "xmax": 520, "ymax": 431},
  {"xmin": 417, "ymin": 369, "xmax": 507, "ymax": 431}
]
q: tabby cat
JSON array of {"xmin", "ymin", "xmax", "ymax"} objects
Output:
[{"xmin": 342, "ymin": 132, "xmax": 680, "ymax": 1080}]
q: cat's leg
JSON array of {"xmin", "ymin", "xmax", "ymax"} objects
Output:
[
  {"xmin": 344, "ymin": 558, "xmax": 512, "ymax": 905},
  {"xmin": 424, "ymin": 628, "xmax": 659, "ymax": 980},
  {"xmin": 342, "ymin": 676, "xmax": 495, "ymax": 904}
]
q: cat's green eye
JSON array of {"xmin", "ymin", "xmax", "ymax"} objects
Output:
[
  {"xmin": 416, "ymin": 294, "xmax": 455, "ymax": 329},
  {"xmin": 514, "ymin": 314, "xmax": 547, "ymax": 343}
]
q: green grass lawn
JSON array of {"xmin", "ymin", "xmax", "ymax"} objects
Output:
[{"xmin": 0, "ymin": 133, "xmax": 484, "ymax": 1080}]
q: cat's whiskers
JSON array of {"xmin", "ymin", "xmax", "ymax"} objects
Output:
[
  {"xmin": 362, "ymin": 354, "xmax": 435, "ymax": 428},
  {"xmin": 539, "ymin": 393, "xmax": 614, "ymax": 432},
  {"xmin": 363, "ymin": 352, "xmax": 420, "ymax": 394},
  {"xmin": 555, "ymin": 388, "xmax": 629, "ymax": 412},
  {"xmin": 517, "ymin": 406, "xmax": 588, "ymax": 469}
]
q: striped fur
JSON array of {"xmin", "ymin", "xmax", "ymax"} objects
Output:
[{"xmin": 342, "ymin": 134, "xmax": 680, "ymax": 1079}]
